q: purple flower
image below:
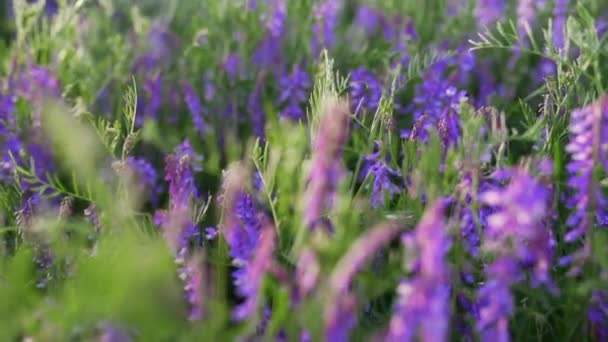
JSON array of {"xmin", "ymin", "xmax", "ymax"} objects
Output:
[
  {"xmin": 360, "ymin": 143, "xmax": 403, "ymax": 207},
  {"xmin": 263, "ymin": 0, "xmax": 287, "ymax": 38},
  {"xmin": 142, "ymin": 74, "xmax": 163, "ymax": 124},
  {"xmin": 553, "ymin": 0, "xmax": 569, "ymax": 50},
  {"xmin": 278, "ymin": 65, "xmax": 310, "ymax": 121},
  {"xmin": 562, "ymin": 97, "xmax": 608, "ymax": 269},
  {"xmin": 387, "ymin": 200, "xmax": 451, "ymax": 342},
  {"xmin": 327, "ymin": 221, "xmax": 402, "ymax": 341},
  {"xmin": 354, "ymin": 5, "xmax": 385, "ymax": 35},
  {"xmin": 220, "ymin": 164, "xmax": 275, "ymax": 320},
  {"xmin": 223, "ymin": 54, "xmax": 241, "ymax": 80},
  {"xmin": 249, "ymin": 74, "xmax": 267, "ymax": 140},
  {"xmin": 154, "ymin": 141, "xmax": 202, "ymax": 320},
  {"xmin": 589, "ymin": 290, "xmax": 608, "ymax": 341},
  {"xmin": 304, "ymin": 99, "xmax": 350, "ymax": 229},
  {"xmin": 350, "ymin": 67, "xmax": 383, "ymax": 115},
  {"xmin": 477, "ymin": 169, "xmax": 553, "ymax": 340},
  {"xmin": 474, "ymin": 0, "xmax": 506, "ymax": 28},
  {"xmin": 311, "ymin": 0, "xmax": 341, "ymax": 56},
  {"xmin": 126, "ymin": 157, "xmax": 161, "ymax": 204},
  {"xmin": 409, "ymin": 61, "xmax": 468, "ymax": 146},
  {"xmin": 181, "ymin": 81, "xmax": 207, "ymax": 134}
]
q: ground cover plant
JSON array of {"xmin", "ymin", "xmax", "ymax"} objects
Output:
[{"xmin": 1, "ymin": 0, "xmax": 608, "ymax": 340}]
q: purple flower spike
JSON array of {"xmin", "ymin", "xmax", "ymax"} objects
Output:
[
  {"xmin": 181, "ymin": 81, "xmax": 208, "ymax": 135},
  {"xmin": 589, "ymin": 289, "xmax": 608, "ymax": 341},
  {"xmin": 304, "ymin": 99, "xmax": 350, "ymax": 230},
  {"xmin": 563, "ymin": 96, "xmax": 608, "ymax": 267},
  {"xmin": 361, "ymin": 142, "xmax": 403, "ymax": 207},
  {"xmin": 327, "ymin": 221, "xmax": 402, "ymax": 341},
  {"xmin": 278, "ymin": 65, "xmax": 310, "ymax": 121},
  {"xmin": 553, "ymin": 0, "xmax": 569, "ymax": 51},
  {"xmin": 350, "ymin": 67, "xmax": 383, "ymax": 116},
  {"xmin": 474, "ymin": 0, "xmax": 506, "ymax": 28},
  {"xmin": 154, "ymin": 141, "xmax": 203, "ymax": 320},
  {"xmin": 387, "ymin": 200, "xmax": 451, "ymax": 342},
  {"xmin": 477, "ymin": 168, "xmax": 553, "ymax": 341},
  {"xmin": 311, "ymin": 0, "xmax": 341, "ymax": 56}
]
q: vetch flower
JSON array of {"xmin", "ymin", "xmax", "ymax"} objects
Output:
[
  {"xmin": 181, "ymin": 81, "xmax": 207, "ymax": 135},
  {"xmin": 477, "ymin": 168, "xmax": 553, "ymax": 341},
  {"xmin": 386, "ymin": 200, "xmax": 451, "ymax": 342},
  {"xmin": 278, "ymin": 65, "xmax": 310, "ymax": 122},
  {"xmin": 474, "ymin": 0, "xmax": 506, "ymax": 28},
  {"xmin": 304, "ymin": 98, "xmax": 350, "ymax": 229},
  {"xmin": 562, "ymin": 96, "xmax": 608, "ymax": 270},
  {"xmin": 553, "ymin": 0, "xmax": 569, "ymax": 51},
  {"xmin": 327, "ymin": 221, "xmax": 403, "ymax": 341},
  {"xmin": 360, "ymin": 142, "xmax": 403, "ymax": 207},
  {"xmin": 154, "ymin": 140, "xmax": 203, "ymax": 320},
  {"xmin": 350, "ymin": 67, "xmax": 383, "ymax": 116}
]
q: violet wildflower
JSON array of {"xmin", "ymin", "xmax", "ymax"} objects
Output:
[
  {"xmin": 154, "ymin": 140, "xmax": 203, "ymax": 320},
  {"xmin": 350, "ymin": 67, "xmax": 383, "ymax": 116},
  {"xmin": 327, "ymin": 221, "xmax": 402, "ymax": 341},
  {"xmin": 254, "ymin": 0, "xmax": 286, "ymax": 68},
  {"xmin": 553, "ymin": 0, "xmax": 569, "ymax": 51},
  {"xmin": 474, "ymin": 0, "xmax": 506, "ymax": 28},
  {"xmin": 517, "ymin": 0, "xmax": 537, "ymax": 44},
  {"xmin": 248, "ymin": 73, "xmax": 267, "ymax": 140},
  {"xmin": 409, "ymin": 61, "xmax": 468, "ymax": 146},
  {"xmin": 126, "ymin": 157, "xmax": 161, "ymax": 204},
  {"xmin": 223, "ymin": 54, "xmax": 241, "ymax": 80},
  {"xmin": 562, "ymin": 97, "xmax": 608, "ymax": 269},
  {"xmin": 477, "ymin": 169, "xmax": 552, "ymax": 341},
  {"xmin": 354, "ymin": 5, "xmax": 384, "ymax": 35},
  {"xmin": 304, "ymin": 99, "xmax": 350, "ymax": 229},
  {"xmin": 589, "ymin": 289, "xmax": 608, "ymax": 341},
  {"xmin": 142, "ymin": 74, "xmax": 163, "ymax": 124},
  {"xmin": 278, "ymin": 65, "xmax": 310, "ymax": 121},
  {"xmin": 181, "ymin": 80, "xmax": 207, "ymax": 134},
  {"xmin": 295, "ymin": 248, "xmax": 320, "ymax": 300},
  {"xmin": 387, "ymin": 200, "xmax": 451, "ymax": 342},
  {"xmin": 220, "ymin": 164, "xmax": 273, "ymax": 320},
  {"xmin": 360, "ymin": 143, "xmax": 403, "ymax": 207},
  {"xmin": 311, "ymin": 0, "xmax": 340, "ymax": 56}
]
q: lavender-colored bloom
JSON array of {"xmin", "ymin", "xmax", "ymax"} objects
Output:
[
  {"xmin": 278, "ymin": 65, "xmax": 310, "ymax": 121},
  {"xmin": 223, "ymin": 54, "xmax": 241, "ymax": 80},
  {"xmin": 311, "ymin": 0, "xmax": 340, "ymax": 56},
  {"xmin": 350, "ymin": 67, "xmax": 383, "ymax": 115},
  {"xmin": 354, "ymin": 5, "xmax": 385, "ymax": 35},
  {"xmin": 387, "ymin": 201, "xmax": 451, "ymax": 342},
  {"xmin": 304, "ymin": 99, "xmax": 350, "ymax": 229},
  {"xmin": 517, "ymin": 0, "xmax": 537, "ymax": 42},
  {"xmin": 220, "ymin": 164, "xmax": 275, "ymax": 320},
  {"xmin": 589, "ymin": 290, "xmax": 608, "ymax": 341},
  {"xmin": 0, "ymin": 94, "xmax": 15, "ymax": 134},
  {"xmin": 263, "ymin": 0, "xmax": 287, "ymax": 37},
  {"xmin": 295, "ymin": 248, "xmax": 320, "ymax": 300},
  {"xmin": 477, "ymin": 169, "xmax": 552, "ymax": 341},
  {"xmin": 155, "ymin": 141, "xmax": 202, "ymax": 320},
  {"xmin": 562, "ymin": 97, "xmax": 608, "ymax": 267},
  {"xmin": 327, "ymin": 221, "xmax": 402, "ymax": 341},
  {"xmin": 98, "ymin": 322, "xmax": 132, "ymax": 342},
  {"xmin": 232, "ymin": 215, "xmax": 276, "ymax": 321},
  {"xmin": 248, "ymin": 74, "xmax": 267, "ymax": 140},
  {"xmin": 360, "ymin": 143, "xmax": 402, "ymax": 207},
  {"xmin": 409, "ymin": 61, "xmax": 467, "ymax": 146},
  {"xmin": 475, "ymin": 0, "xmax": 506, "ymax": 28},
  {"xmin": 126, "ymin": 157, "xmax": 160, "ymax": 203},
  {"xmin": 553, "ymin": 0, "xmax": 569, "ymax": 50},
  {"xmin": 142, "ymin": 74, "xmax": 163, "ymax": 124},
  {"xmin": 181, "ymin": 81, "xmax": 207, "ymax": 134}
]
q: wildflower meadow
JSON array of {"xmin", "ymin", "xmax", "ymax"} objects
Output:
[{"xmin": 1, "ymin": 0, "xmax": 608, "ymax": 340}]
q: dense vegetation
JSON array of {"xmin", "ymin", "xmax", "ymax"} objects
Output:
[{"xmin": 1, "ymin": 0, "xmax": 608, "ymax": 340}]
